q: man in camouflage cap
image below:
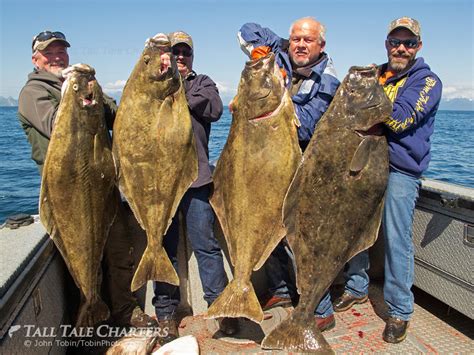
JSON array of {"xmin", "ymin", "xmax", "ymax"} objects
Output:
[
  {"xmin": 152, "ymin": 31, "xmax": 239, "ymax": 344},
  {"xmin": 332, "ymin": 17, "xmax": 442, "ymax": 344}
]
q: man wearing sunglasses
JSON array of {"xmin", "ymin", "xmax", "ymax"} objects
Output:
[
  {"xmin": 332, "ymin": 17, "xmax": 442, "ymax": 344},
  {"xmin": 18, "ymin": 31, "xmax": 158, "ymax": 330},
  {"xmin": 237, "ymin": 17, "xmax": 340, "ymax": 332},
  {"xmin": 152, "ymin": 31, "xmax": 239, "ymax": 344}
]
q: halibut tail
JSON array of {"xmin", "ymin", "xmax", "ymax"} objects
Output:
[
  {"xmin": 261, "ymin": 313, "xmax": 334, "ymax": 353},
  {"xmin": 206, "ymin": 279, "xmax": 264, "ymax": 323},
  {"xmin": 131, "ymin": 246, "xmax": 179, "ymax": 292},
  {"xmin": 75, "ymin": 296, "xmax": 110, "ymax": 328}
]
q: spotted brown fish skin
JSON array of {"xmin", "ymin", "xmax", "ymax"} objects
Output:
[
  {"xmin": 40, "ymin": 64, "xmax": 116, "ymax": 328},
  {"xmin": 113, "ymin": 38, "xmax": 198, "ymax": 292},
  {"xmin": 206, "ymin": 53, "xmax": 302, "ymax": 323},
  {"xmin": 262, "ymin": 66, "xmax": 392, "ymax": 352}
]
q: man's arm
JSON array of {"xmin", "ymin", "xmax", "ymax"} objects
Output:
[
  {"xmin": 294, "ymin": 92, "xmax": 334, "ymax": 142},
  {"xmin": 238, "ymin": 23, "xmax": 287, "ymax": 55},
  {"xmin": 185, "ymin": 75, "xmax": 223, "ymax": 123},
  {"xmin": 385, "ymin": 74, "xmax": 442, "ymax": 133},
  {"xmin": 293, "ymin": 64, "xmax": 340, "ymax": 144},
  {"xmin": 103, "ymin": 93, "xmax": 118, "ymax": 129},
  {"xmin": 18, "ymin": 84, "xmax": 60, "ymax": 138},
  {"xmin": 238, "ymin": 23, "xmax": 292, "ymax": 81}
]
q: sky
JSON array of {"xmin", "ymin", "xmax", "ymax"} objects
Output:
[{"xmin": 1, "ymin": 0, "xmax": 473, "ymax": 104}]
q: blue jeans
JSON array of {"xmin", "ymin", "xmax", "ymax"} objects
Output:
[
  {"xmin": 344, "ymin": 170, "xmax": 420, "ymax": 321},
  {"xmin": 265, "ymin": 241, "xmax": 334, "ymax": 318},
  {"xmin": 153, "ymin": 184, "xmax": 228, "ymax": 320}
]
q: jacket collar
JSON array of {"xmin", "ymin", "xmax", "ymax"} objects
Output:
[
  {"xmin": 29, "ymin": 69, "xmax": 64, "ymax": 86},
  {"xmin": 293, "ymin": 52, "xmax": 328, "ymax": 78},
  {"xmin": 379, "ymin": 57, "xmax": 424, "ymax": 84},
  {"xmin": 184, "ymin": 70, "xmax": 197, "ymax": 81}
]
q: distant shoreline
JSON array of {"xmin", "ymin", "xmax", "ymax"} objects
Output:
[{"xmin": 1, "ymin": 105, "xmax": 473, "ymax": 112}]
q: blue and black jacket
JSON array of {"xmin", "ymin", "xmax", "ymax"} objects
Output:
[
  {"xmin": 380, "ymin": 58, "xmax": 442, "ymax": 177},
  {"xmin": 238, "ymin": 23, "xmax": 340, "ymax": 149}
]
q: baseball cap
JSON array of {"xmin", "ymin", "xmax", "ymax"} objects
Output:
[
  {"xmin": 169, "ymin": 31, "xmax": 193, "ymax": 49},
  {"xmin": 32, "ymin": 31, "xmax": 71, "ymax": 53},
  {"xmin": 388, "ymin": 17, "xmax": 421, "ymax": 38}
]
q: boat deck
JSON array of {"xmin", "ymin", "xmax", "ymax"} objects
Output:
[{"xmin": 173, "ymin": 283, "xmax": 472, "ymax": 354}]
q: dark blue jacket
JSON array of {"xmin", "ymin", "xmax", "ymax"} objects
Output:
[
  {"xmin": 238, "ymin": 23, "xmax": 340, "ymax": 148},
  {"xmin": 184, "ymin": 71, "xmax": 223, "ymax": 188},
  {"xmin": 381, "ymin": 58, "xmax": 442, "ymax": 177}
]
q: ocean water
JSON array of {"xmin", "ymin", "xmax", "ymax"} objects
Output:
[{"xmin": 0, "ymin": 107, "xmax": 473, "ymax": 222}]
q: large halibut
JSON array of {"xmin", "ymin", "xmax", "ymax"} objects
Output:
[
  {"xmin": 206, "ymin": 53, "xmax": 302, "ymax": 323},
  {"xmin": 40, "ymin": 64, "xmax": 116, "ymax": 328},
  {"xmin": 112, "ymin": 35, "xmax": 198, "ymax": 292},
  {"xmin": 262, "ymin": 66, "xmax": 392, "ymax": 352}
]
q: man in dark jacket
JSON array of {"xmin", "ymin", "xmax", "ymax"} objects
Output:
[
  {"xmin": 18, "ymin": 30, "xmax": 157, "ymax": 329},
  {"xmin": 238, "ymin": 17, "xmax": 340, "ymax": 331},
  {"xmin": 152, "ymin": 31, "xmax": 238, "ymax": 344},
  {"xmin": 332, "ymin": 17, "xmax": 442, "ymax": 344}
]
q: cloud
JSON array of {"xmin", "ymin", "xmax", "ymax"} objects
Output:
[
  {"xmin": 215, "ymin": 82, "xmax": 237, "ymax": 96},
  {"xmin": 103, "ymin": 80, "xmax": 127, "ymax": 93},
  {"xmin": 215, "ymin": 82, "xmax": 237, "ymax": 106},
  {"xmin": 442, "ymin": 85, "xmax": 474, "ymax": 100}
]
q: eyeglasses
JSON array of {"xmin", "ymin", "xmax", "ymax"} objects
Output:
[
  {"xmin": 172, "ymin": 47, "xmax": 193, "ymax": 57},
  {"xmin": 32, "ymin": 31, "xmax": 66, "ymax": 50},
  {"xmin": 387, "ymin": 37, "xmax": 419, "ymax": 49}
]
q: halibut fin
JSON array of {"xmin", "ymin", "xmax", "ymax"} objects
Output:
[
  {"xmin": 131, "ymin": 246, "xmax": 179, "ymax": 292},
  {"xmin": 349, "ymin": 138, "xmax": 373, "ymax": 174},
  {"xmin": 206, "ymin": 279, "xmax": 263, "ymax": 323},
  {"xmin": 261, "ymin": 313, "xmax": 333, "ymax": 353},
  {"xmin": 76, "ymin": 296, "xmax": 110, "ymax": 329}
]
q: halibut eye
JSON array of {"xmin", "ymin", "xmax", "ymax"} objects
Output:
[
  {"xmin": 144, "ymin": 55, "xmax": 151, "ymax": 64},
  {"xmin": 73, "ymin": 84, "xmax": 79, "ymax": 91}
]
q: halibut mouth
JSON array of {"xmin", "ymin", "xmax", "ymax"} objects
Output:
[
  {"xmin": 246, "ymin": 54, "xmax": 285, "ymax": 122},
  {"xmin": 355, "ymin": 122, "xmax": 385, "ymax": 137},
  {"xmin": 81, "ymin": 92, "xmax": 97, "ymax": 107},
  {"xmin": 249, "ymin": 94, "xmax": 285, "ymax": 122},
  {"xmin": 149, "ymin": 64, "xmax": 174, "ymax": 81}
]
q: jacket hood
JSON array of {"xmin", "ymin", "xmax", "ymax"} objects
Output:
[
  {"xmin": 27, "ymin": 69, "xmax": 64, "ymax": 86},
  {"xmin": 383, "ymin": 57, "xmax": 430, "ymax": 84}
]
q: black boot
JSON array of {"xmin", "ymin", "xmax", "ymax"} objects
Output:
[
  {"xmin": 333, "ymin": 292, "xmax": 368, "ymax": 312},
  {"xmin": 218, "ymin": 317, "xmax": 240, "ymax": 336},
  {"xmin": 157, "ymin": 318, "xmax": 179, "ymax": 345},
  {"xmin": 382, "ymin": 317, "xmax": 409, "ymax": 343}
]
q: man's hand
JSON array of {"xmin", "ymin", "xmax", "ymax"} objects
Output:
[
  {"xmin": 87, "ymin": 78, "xmax": 97, "ymax": 94},
  {"xmin": 228, "ymin": 97, "xmax": 235, "ymax": 113},
  {"xmin": 160, "ymin": 52, "xmax": 171, "ymax": 74},
  {"xmin": 251, "ymin": 46, "xmax": 271, "ymax": 60}
]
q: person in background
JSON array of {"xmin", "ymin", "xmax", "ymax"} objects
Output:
[
  {"xmin": 332, "ymin": 17, "xmax": 442, "ymax": 343},
  {"xmin": 152, "ymin": 31, "xmax": 239, "ymax": 344},
  {"xmin": 18, "ymin": 30, "xmax": 157, "ymax": 329},
  {"xmin": 238, "ymin": 17, "xmax": 340, "ymax": 332}
]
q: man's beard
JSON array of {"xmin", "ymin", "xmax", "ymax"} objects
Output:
[
  {"xmin": 49, "ymin": 65, "xmax": 67, "ymax": 79},
  {"xmin": 291, "ymin": 56, "xmax": 310, "ymax": 67},
  {"xmin": 388, "ymin": 55, "xmax": 413, "ymax": 73}
]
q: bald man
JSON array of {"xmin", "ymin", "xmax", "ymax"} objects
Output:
[{"xmin": 238, "ymin": 17, "xmax": 340, "ymax": 331}]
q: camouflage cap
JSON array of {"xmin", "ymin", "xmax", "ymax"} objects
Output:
[
  {"xmin": 388, "ymin": 17, "xmax": 421, "ymax": 38},
  {"xmin": 169, "ymin": 31, "xmax": 193, "ymax": 49}
]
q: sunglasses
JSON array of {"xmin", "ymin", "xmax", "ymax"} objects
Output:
[
  {"xmin": 32, "ymin": 31, "xmax": 66, "ymax": 49},
  {"xmin": 172, "ymin": 47, "xmax": 193, "ymax": 57},
  {"xmin": 387, "ymin": 37, "xmax": 419, "ymax": 49}
]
